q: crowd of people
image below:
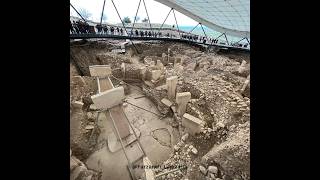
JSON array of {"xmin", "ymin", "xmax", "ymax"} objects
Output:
[{"xmin": 70, "ymin": 20, "xmax": 248, "ymax": 48}]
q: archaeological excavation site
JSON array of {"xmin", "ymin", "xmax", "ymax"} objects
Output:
[{"xmin": 70, "ymin": 39, "xmax": 250, "ymax": 180}]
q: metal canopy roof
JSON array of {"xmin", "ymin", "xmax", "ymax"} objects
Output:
[{"xmin": 154, "ymin": 0, "xmax": 250, "ymax": 38}]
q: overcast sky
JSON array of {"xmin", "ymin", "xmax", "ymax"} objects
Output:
[{"xmin": 70, "ymin": 0, "xmax": 199, "ymax": 26}]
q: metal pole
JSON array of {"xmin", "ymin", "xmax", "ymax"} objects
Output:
[
  {"xmin": 100, "ymin": 0, "xmax": 106, "ymax": 25},
  {"xmin": 223, "ymin": 33, "xmax": 229, "ymax": 45},
  {"xmin": 189, "ymin": 23, "xmax": 199, "ymax": 33},
  {"xmin": 214, "ymin": 32, "xmax": 224, "ymax": 41},
  {"xmin": 122, "ymin": 108, "xmax": 147, "ymax": 156},
  {"xmin": 142, "ymin": 0, "xmax": 153, "ymax": 34},
  {"xmin": 235, "ymin": 37, "xmax": 245, "ymax": 44},
  {"xmin": 245, "ymin": 37, "xmax": 250, "ymax": 45},
  {"xmin": 131, "ymin": 0, "xmax": 142, "ymax": 36},
  {"xmin": 70, "ymin": 3, "xmax": 87, "ymax": 22},
  {"xmin": 110, "ymin": 0, "xmax": 140, "ymax": 54},
  {"xmin": 200, "ymin": 23, "xmax": 208, "ymax": 41},
  {"xmin": 172, "ymin": 9, "xmax": 180, "ymax": 38},
  {"xmin": 158, "ymin": 8, "xmax": 172, "ymax": 35},
  {"xmin": 108, "ymin": 109, "xmax": 132, "ymax": 165}
]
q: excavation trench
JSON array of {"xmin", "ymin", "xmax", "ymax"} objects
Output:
[{"xmin": 70, "ymin": 40, "xmax": 250, "ymax": 180}]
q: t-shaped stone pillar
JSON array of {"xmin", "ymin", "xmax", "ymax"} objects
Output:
[
  {"xmin": 166, "ymin": 76, "xmax": 178, "ymax": 100},
  {"xmin": 176, "ymin": 92, "xmax": 191, "ymax": 116},
  {"xmin": 89, "ymin": 65, "xmax": 113, "ymax": 92},
  {"xmin": 89, "ymin": 65, "xmax": 130, "ymax": 139}
]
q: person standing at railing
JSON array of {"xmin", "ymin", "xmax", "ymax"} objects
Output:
[
  {"xmin": 70, "ymin": 20, "xmax": 74, "ymax": 34},
  {"xmin": 116, "ymin": 27, "xmax": 119, "ymax": 35},
  {"xmin": 110, "ymin": 26, "xmax": 114, "ymax": 35},
  {"xmin": 73, "ymin": 21, "xmax": 79, "ymax": 34},
  {"xmin": 96, "ymin": 24, "xmax": 102, "ymax": 34},
  {"xmin": 103, "ymin": 26, "xmax": 108, "ymax": 34},
  {"xmin": 120, "ymin": 28, "xmax": 123, "ymax": 36},
  {"xmin": 135, "ymin": 29, "xmax": 139, "ymax": 36}
]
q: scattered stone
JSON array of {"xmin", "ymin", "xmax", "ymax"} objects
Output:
[
  {"xmin": 199, "ymin": 165, "xmax": 207, "ymax": 175},
  {"xmin": 210, "ymin": 173, "xmax": 216, "ymax": 179},
  {"xmin": 191, "ymin": 147, "xmax": 198, "ymax": 155},
  {"xmin": 181, "ymin": 133, "xmax": 189, "ymax": 141},
  {"xmin": 182, "ymin": 113, "xmax": 204, "ymax": 135},
  {"xmin": 174, "ymin": 145, "xmax": 180, "ymax": 151},
  {"xmin": 72, "ymin": 101, "xmax": 84, "ymax": 109},
  {"xmin": 161, "ymin": 98, "xmax": 173, "ymax": 107},
  {"xmin": 208, "ymin": 166, "xmax": 218, "ymax": 174},
  {"xmin": 87, "ymin": 112, "xmax": 93, "ymax": 119},
  {"xmin": 216, "ymin": 122, "xmax": 225, "ymax": 129},
  {"xmin": 85, "ymin": 125, "xmax": 94, "ymax": 130}
]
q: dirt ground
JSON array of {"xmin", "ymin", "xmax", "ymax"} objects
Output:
[{"xmin": 70, "ymin": 39, "xmax": 250, "ymax": 180}]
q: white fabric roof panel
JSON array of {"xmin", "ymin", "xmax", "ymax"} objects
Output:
[{"xmin": 154, "ymin": 0, "xmax": 250, "ymax": 38}]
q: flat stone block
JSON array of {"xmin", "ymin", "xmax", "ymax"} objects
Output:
[
  {"xmin": 72, "ymin": 101, "xmax": 83, "ymax": 109},
  {"xmin": 91, "ymin": 87, "xmax": 125, "ymax": 109},
  {"xmin": 151, "ymin": 70, "xmax": 162, "ymax": 81},
  {"xmin": 182, "ymin": 113, "xmax": 204, "ymax": 136},
  {"xmin": 176, "ymin": 92, "xmax": 191, "ymax": 104},
  {"xmin": 161, "ymin": 98, "xmax": 173, "ymax": 107},
  {"xmin": 89, "ymin": 65, "xmax": 112, "ymax": 77},
  {"xmin": 155, "ymin": 84, "xmax": 167, "ymax": 91}
]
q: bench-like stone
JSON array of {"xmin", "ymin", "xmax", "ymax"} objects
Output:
[
  {"xmin": 91, "ymin": 87, "xmax": 125, "ymax": 109},
  {"xmin": 182, "ymin": 113, "xmax": 204, "ymax": 135},
  {"xmin": 89, "ymin": 65, "xmax": 112, "ymax": 78}
]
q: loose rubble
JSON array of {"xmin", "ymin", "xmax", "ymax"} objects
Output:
[{"xmin": 70, "ymin": 40, "xmax": 250, "ymax": 180}]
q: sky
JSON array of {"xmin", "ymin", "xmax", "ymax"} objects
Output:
[{"xmin": 70, "ymin": 0, "xmax": 199, "ymax": 26}]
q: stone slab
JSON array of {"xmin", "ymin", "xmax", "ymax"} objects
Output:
[
  {"xmin": 107, "ymin": 125, "xmax": 141, "ymax": 153},
  {"xmin": 161, "ymin": 98, "xmax": 173, "ymax": 107},
  {"xmin": 182, "ymin": 113, "xmax": 204, "ymax": 136},
  {"xmin": 89, "ymin": 65, "xmax": 112, "ymax": 78},
  {"xmin": 107, "ymin": 105, "xmax": 131, "ymax": 139},
  {"xmin": 91, "ymin": 87, "xmax": 125, "ymax": 110}
]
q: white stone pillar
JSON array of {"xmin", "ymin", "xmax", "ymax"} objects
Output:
[
  {"xmin": 166, "ymin": 76, "xmax": 178, "ymax": 100},
  {"xmin": 176, "ymin": 92, "xmax": 191, "ymax": 116},
  {"xmin": 238, "ymin": 60, "xmax": 247, "ymax": 73}
]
